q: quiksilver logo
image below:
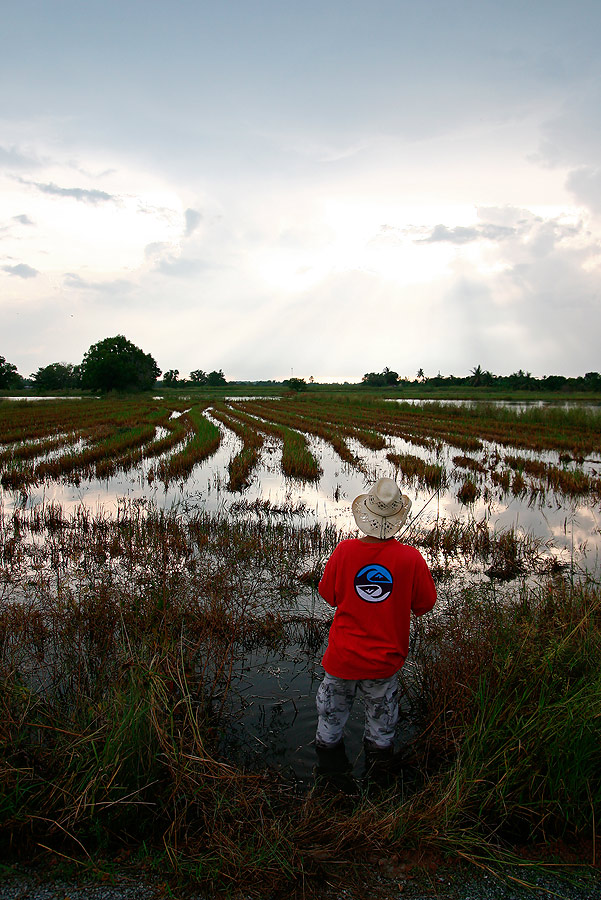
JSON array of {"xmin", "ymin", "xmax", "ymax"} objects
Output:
[{"xmin": 354, "ymin": 564, "xmax": 393, "ymax": 603}]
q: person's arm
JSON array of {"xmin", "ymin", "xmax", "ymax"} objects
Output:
[
  {"xmin": 318, "ymin": 546, "xmax": 340, "ymax": 608},
  {"xmin": 411, "ymin": 553, "xmax": 437, "ymax": 616}
]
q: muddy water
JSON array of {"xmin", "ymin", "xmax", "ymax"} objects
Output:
[
  {"xmin": 2, "ymin": 406, "xmax": 600, "ymax": 783},
  {"xmin": 3, "ymin": 410, "xmax": 599, "ymax": 563},
  {"xmin": 222, "ymin": 636, "xmax": 424, "ymax": 783}
]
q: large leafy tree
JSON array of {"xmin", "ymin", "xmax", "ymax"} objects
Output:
[
  {"xmin": 80, "ymin": 335, "xmax": 161, "ymax": 392},
  {"xmin": 0, "ymin": 355, "xmax": 23, "ymax": 389},
  {"xmin": 206, "ymin": 369, "xmax": 226, "ymax": 386},
  {"xmin": 362, "ymin": 368, "xmax": 399, "ymax": 387},
  {"xmin": 32, "ymin": 362, "xmax": 80, "ymax": 390},
  {"xmin": 284, "ymin": 377, "xmax": 307, "ymax": 392}
]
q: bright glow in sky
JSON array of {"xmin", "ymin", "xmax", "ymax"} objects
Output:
[{"xmin": 1, "ymin": 0, "xmax": 601, "ymax": 381}]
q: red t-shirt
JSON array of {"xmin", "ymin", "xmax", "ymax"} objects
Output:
[{"xmin": 319, "ymin": 537, "xmax": 437, "ymax": 680}]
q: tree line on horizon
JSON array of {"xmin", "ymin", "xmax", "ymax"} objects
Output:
[
  {"xmin": 361, "ymin": 365, "xmax": 601, "ymax": 393},
  {"xmin": 0, "ymin": 336, "xmax": 225, "ymax": 393},
  {"xmin": 1, "ymin": 338, "xmax": 600, "ymax": 393}
]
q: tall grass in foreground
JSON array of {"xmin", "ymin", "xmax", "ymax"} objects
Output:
[
  {"xmin": 406, "ymin": 574, "xmax": 601, "ymax": 841},
  {"xmin": 0, "ymin": 503, "xmax": 599, "ymax": 893}
]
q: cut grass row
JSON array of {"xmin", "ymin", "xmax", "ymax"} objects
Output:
[
  {"xmin": 1, "ymin": 423, "xmax": 158, "ymax": 488},
  {"xmin": 237, "ymin": 399, "xmax": 360, "ymax": 468},
  {"xmin": 0, "ymin": 402, "xmax": 202, "ymax": 489},
  {"xmin": 270, "ymin": 395, "xmax": 601, "ymax": 456},
  {"xmin": 0, "ymin": 397, "xmax": 158, "ymax": 446},
  {"xmin": 3, "ymin": 395, "xmax": 601, "ymax": 498},
  {"xmin": 156, "ymin": 404, "xmax": 221, "ymax": 483},
  {"xmin": 218, "ymin": 404, "xmax": 322, "ymax": 481},
  {"xmin": 211, "ymin": 403, "xmax": 264, "ymax": 491}
]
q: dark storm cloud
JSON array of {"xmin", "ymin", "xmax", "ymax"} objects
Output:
[
  {"xmin": 421, "ymin": 223, "xmax": 516, "ymax": 244},
  {"xmin": 12, "ymin": 214, "xmax": 35, "ymax": 225},
  {"xmin": 184, "ymin": 208, "xmax": 202, "ymax": 236},
  {"xmin": 22, "ymin": 179, "xmax": 115, "ymax": 204},
  {"xmin": 2, "ymin": 263, "xmax": 39, "ymax": 278}
]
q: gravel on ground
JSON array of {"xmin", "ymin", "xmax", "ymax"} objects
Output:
[{"xmin": 2, "ymin": 863, "xmax": 601, "ymax": 900}]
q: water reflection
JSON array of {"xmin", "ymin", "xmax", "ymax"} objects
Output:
[
  {"xmin": 2, "ymin": 421, "xmax": 600, "ymax": 565},
  {"xmin": 2, "ymin": 413, "xmax": 600, "ymax": 785}
]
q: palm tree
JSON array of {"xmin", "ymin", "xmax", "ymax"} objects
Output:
[
  {"xmin": 471, "ymin": 364, "xmax": 484, "ymax": 387},
  {"xmin": 416, "ymin": 367, "xmax": 425, "ymax": 382}
]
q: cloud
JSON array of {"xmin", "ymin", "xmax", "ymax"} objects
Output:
[
  {"xmin": 421, "ymin": 223, "xmax": 516, "ymax": 244},
  {"xmin": 22, "ymin": 179, "xmax": 115, "ymax": 204},
  {"xmin": 2, "ymin": 263, "xmax": 39, "ymax": 278},
  {"xmin": 184, "ymin": 208, "xmax": 202, "ymax": 237},
  {"xmin": 63, "ymin": 273, "xmax": 133, "ymax": 293},
  {"xmin": 565, "ymin": 167, "xmax": 601, "ymax": 215},
  {"xmin": 12, "ymin": 214, "xmax": 35, "ymax": 225},
  {"xmin": 156, "ymin": 255, "xmax": 209, "ymax": 277},
  {"xmin": 144, "ymin": 241, "xmax": 171, "ymax": 259},
  {"xmin": 0, "ymin": 145, "xmax": 40, "ymax": 169},
  {"xmin": 476, "ymin": 207, "xmax": 542, "ymax": 228},
  {"xmin": 537, "ymin": 85, "xmax": 601, "ymax": 214},
  {"xmin": 143, "ymin": 242, "xmax": 211, "ymax": 276}
]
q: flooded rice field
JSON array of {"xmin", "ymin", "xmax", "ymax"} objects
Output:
[{"xmin": 1, "ymin": 395, "xmax": 600, "ymax": 781}]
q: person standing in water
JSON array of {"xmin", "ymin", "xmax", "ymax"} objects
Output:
[{"xmin": 315, "ymin": 477, "xmax": 437, "ymax": 785}]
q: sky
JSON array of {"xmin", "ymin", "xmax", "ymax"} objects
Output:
[{"xmin": 1, "ymin": 0, "xmax": 600, "ymax": 382}]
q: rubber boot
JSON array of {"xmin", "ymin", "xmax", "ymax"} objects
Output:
[
  {"xmin": 363, "ymin": 739, "xmax": 396, "ymax": 789},
  {"xmin": 314, "ymin": 740, "xmax": 357, "ymax": 795}
]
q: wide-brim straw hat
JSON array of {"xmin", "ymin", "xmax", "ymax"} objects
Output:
[{"xmin": 352, "ymin": 477, "xmax": 411, "ymax": 539}]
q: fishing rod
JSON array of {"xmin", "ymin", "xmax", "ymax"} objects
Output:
[
  {"xmin": 397, "ymin": 466, "xmax": 458, "ymax": 541},
  {"xmin": 397, "ymin": 487, "xmax": 440, "ymax": 541}
]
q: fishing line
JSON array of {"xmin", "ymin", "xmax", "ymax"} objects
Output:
[
  {"xmin": 397, "ymin": 466, "xmax": 458, "ymax": 541},
  {"xmin": 397, "ymin": 488, "xmax": 440, "ymax": 541}
]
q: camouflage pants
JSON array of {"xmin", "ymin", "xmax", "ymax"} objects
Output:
[{"xmin": 315, "ymin": 672, "xmax": 399, "ymax": 749}]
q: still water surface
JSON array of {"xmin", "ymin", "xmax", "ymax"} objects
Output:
[{"xmin": 2, "ymin": 402, "xmax": 600, "ymax": 782}]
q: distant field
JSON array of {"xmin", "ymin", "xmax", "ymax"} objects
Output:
[
  {"xmin": 2, "ymin": 394, "xmax": 601, "ymax": 500},
  {"xmin": 4, "ymin": 382, "xmax": 601, "ymax": 402}
]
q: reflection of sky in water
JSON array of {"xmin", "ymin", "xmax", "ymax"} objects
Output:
[
  {"xmin": 388, "ymin": 398, "xmax": 601, "ymax": 412},
  {"xmin": 1, "ymin": 418, "xmax": 600, "ymax": 567},
  {"xmin": 3, "ymin": 410, "xmax": 600, "ymax": 779}
]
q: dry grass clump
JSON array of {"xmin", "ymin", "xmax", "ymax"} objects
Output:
[
  {"xmin": 414, "ymin": 518, "xmax": 543, "ymax": 580},
  {"xmin": 387, "ymin": 451, "xmax": 446, "ymax": 488},
  {"xmin": 504, "ymin": 454, "xmax": 601, "ymax": 498},
  {"xmin": 0, "ymin": 501, "xmax": 338, "ymax": 885},
  {"xmin": 452, "ymin": 454, "xmax": 487, "ymax": 474},
  {"xmin": 457, "ymin": 477, "xmax": 479, "ymax": 504}
]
